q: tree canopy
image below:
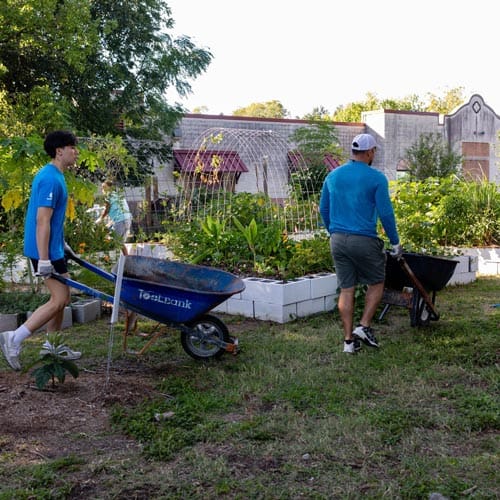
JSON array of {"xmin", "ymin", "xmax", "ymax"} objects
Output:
[
  {"xmin": 330, "ymin": 87, "xmax": 466, "ymax": 123},
  {"xmin": 0, "ymin": 0, "xmax": 213, "ymax": 139},
  {"xmin": 232, "ymin": 100, "xmax": 289, "ymax": 119}
]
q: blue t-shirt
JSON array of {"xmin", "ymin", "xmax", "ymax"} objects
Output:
[
  {"xmin": 24, "ymin": 163, "xmax": 68, "ymax": 260},
  {"xmin": 319, "ymin": 160, "xmax": 399, "ymax": 245}
]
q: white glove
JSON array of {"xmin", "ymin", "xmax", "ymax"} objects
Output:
[
  {"xmin": 36, "ymin": 259, "xmax": 54, "ymax": 278},
  {"xmin": 389, "ymin": 244, "xmax": 403, "ymax": 259}
]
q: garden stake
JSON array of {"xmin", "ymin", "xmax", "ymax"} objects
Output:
[{"xmin": 106, "ymin": 253, "xmax": 125, "ymax": 389}]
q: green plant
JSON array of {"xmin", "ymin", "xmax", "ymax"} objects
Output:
[
  {"xmin": 0, "ymin": 291, "xmax": 50, "ymax": 314},
  {"xmin": 403, "ymin": 132, "xmax": 462, "ymax": 179},
  {"xmin": 391, "ymin": 176, "xmax": 500, "ymax": 251},
  {"xmin": 289, "ymin": 122, "xmax": 345, "ymax": 198},
  {"xmin": 29, "ymin": 333, "xmax": 79, "ymax": 390},
  {"xmin": 435, "ymin": 178, "xmax": 500, "ymax": 246},
  {"xmin": 161, "ymin": 192, "xmax": 331, "ymax": 279},
  {"xmin": 285, "ymin": 233, "xmax": 332, "ymax": 278}
]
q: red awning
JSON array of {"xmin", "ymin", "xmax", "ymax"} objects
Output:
[
  {"xmin": 288, "ymin": 151, "xmax": 340, "ymax": 172},
  {"xmin": 173, "ymin": 149, "xmax": 248, "ymax": 173}
]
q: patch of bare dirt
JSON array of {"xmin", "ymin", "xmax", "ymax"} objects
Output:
[
  {"xmin": 0, "ymin": 318, "xmax": 260, "ymax": 459},
  {"xmin": 0, "ymin": 365, "xmax": 154, "ymax": 467}
]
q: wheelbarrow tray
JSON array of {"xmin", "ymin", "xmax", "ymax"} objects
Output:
[
  {"xmin": 55, "ymin": 252, "xmax": 245, "ymax": 359},
  {"xmin": 385, "ymin": 252, "xmax": 458, "ymax": 292},
  {"xmin": 119, "ymin": 255, "xmax": 245, "ymax": 324}
]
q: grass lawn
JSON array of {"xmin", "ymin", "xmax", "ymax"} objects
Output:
[{"xmin": 0, "ymin": 276, "xmax": 498, "ymax": 499}]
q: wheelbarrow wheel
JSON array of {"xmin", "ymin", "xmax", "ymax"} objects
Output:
[
  {"xmin": 410, "ymin": 289, "xmax": 431, "ymax": 327},
  {"xmin": 181, "ymin": 314, "xmax": 230, "ymax": 360}
]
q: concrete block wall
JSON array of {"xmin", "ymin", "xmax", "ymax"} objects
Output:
[
  {"xmin": 213, "ymin": 254, "xmax": 478, "ymax": 323},
  {"xmin": 213, "ymin": 273, "xmax": 338, "ymax": 323},
  {"xmin": 454, "ymin": 247, "xmax": 500, "ymax": 276}
]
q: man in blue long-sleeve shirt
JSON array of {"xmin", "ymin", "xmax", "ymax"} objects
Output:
[{"xmin": 319, "ymin": 133, "xmax": 402, "ymax": 353}]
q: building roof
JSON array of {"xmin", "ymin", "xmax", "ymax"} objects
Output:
[
  {"xmin": 173, "ymin": 149, "xmax": 248, "ymax": 173},
  {"xmin": 287, "ymin": 151, "xmax": 340, "ymax": 171}
]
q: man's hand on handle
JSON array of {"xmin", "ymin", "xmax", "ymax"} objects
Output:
[
  {"xmin": 36, "ymin": 259, "xmax": 54, "ymax": 278},
  {"xmin": 389, "ymin": 243, "xmax": 403, "ymax": 259}
]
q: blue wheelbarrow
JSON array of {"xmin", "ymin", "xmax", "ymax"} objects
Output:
[{"xmin": 53, "ymin": 249, "xmax": 245, "ymax": 360}]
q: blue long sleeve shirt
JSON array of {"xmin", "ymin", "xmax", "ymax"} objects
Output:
[{"xmin": 319, "ymin": 160, "xmax": 399, "ymax": 245}]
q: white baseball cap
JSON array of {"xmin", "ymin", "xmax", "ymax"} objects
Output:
[{"xmin": 351, "ymin": 134, "xmax": 378, "ymax": 151}]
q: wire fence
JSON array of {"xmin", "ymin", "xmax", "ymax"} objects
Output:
[{"xmin": 82, "ymin": 130, "xmax": 323, "ymax": 239}]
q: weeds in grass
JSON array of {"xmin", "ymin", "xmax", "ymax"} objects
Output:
[{"xmin": 1, "ymin": 277, "xmax": 499, "ymax": 499}]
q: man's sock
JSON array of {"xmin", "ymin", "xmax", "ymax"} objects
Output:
[{"xmin": 12, "ymin": 325, "xmax": 32, "ymax": 346}]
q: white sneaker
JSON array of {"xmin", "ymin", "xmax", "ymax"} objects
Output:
[
  {"xmin": 0, "ymin": 331, "xmax": 22, "ymax": 371},
  {"xmin": 343, "ymin": 338, "xmax": 361, "ymax": 354}
]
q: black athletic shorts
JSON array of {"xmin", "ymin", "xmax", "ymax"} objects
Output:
[{"xmin": 30, "ymin": 258, "xmax": 68, "ymax": 275}]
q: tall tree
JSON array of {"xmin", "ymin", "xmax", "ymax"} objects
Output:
[
  {"xmin": 289, "ymin": 122, "xmax": 345, "ymax": 198},
  {"xmin": 425, "ymin": 86, "xmax": 466, "ymax": 114},
  {"xmin": 0, "ymin": 0, "xmax": 212, "ymax": 139},
  {"xmin": 302, "ymin": 106, "xmax": 331, "ymax": 121},
  {"xmin": 232, "ymin": 100, "xmax": 289, "ymax": 119}
]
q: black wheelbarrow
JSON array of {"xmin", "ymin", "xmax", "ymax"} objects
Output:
[{"xmin": 379, "ymin": 252, "xmax": 458, "ymax": 326}]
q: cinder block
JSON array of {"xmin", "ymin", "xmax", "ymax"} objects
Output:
[
  {"xmin": 242, "ymin": 277, "xmax": 311, "ymax": 305},
  {"xmin": 225, "ymin": 298, "xmax": 255, "ymax": 317},
  {"xmin": 448, "ymin": 271, "xmax": 476, "ymax": 286},
  {"xmin": 325, "ymin": 294, "xmax": 338, "ymax": 312},
  {"xmin": 212, "ymin": 301, "xmax": 228, "ymax": 313},
  {"xmin": 308, "ymin": 273, "xmax": 337, "ymax": 298},
  {"xmin": 0, "ymin": 313, "xmax": 25, "ymax": 331},
  {"xmin": 241, "ymin": 278, "xmax": 280, "ymax": 301},
  {"xmin": 453, "ymin": 256, "xmax": 469, "ymax": 274},
  {"xmin": 482, "ymin": 261, "xmax": 500, "ymax": 274},
  {"xmin": 297, "ymin": 297, "xmax": 326, "ymax": 317},
  {"xmin": 254, "ymin": 301, "xmax": 297, "ymax": 323},
  {"xmin": 468, "ymin": 256, "xmax": 478, "ymax": 272},
  {"xmin": 72, "ymin": 299, "xmax": 102, "ymax": 324}
]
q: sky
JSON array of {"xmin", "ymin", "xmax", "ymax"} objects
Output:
[{"xmin": 165, "ymin": 0, "xmax": 500, "ymax": 118}]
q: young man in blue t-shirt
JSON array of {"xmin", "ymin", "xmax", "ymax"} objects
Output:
[
  {"xmin": 0, "ymin": 131, "xmax": 81, "ymax": 370},
  {"xmin": 320, "ymin": 133, "xmax": 403, "ymax": 354}
]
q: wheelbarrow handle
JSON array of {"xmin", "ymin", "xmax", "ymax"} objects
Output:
[{"xmin": 397, "ymin": 256, "xmax": 440, "ymax": 320}]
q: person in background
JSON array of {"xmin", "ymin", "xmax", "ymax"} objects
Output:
[
  {"xmin": 97, "ymin": 179, "xmax": 132, "ymax": 255},
  {"xmin": 319, "ymin": 133, "xmax": 402, "ymax": 354},
  {"xmin": 0, "ymin": 131, "xmax": 82, "ymax": 371},
  {"xmin": 97, "ymin": 179, "xmax": 137, "ymax": 333}
]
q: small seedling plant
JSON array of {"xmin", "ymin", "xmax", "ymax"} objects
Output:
[{"xmin": 30, "ymin": 332, "xmax": 80, "ymax": 390}]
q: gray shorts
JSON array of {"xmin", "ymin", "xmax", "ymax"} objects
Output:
[
  {"xmin": 112, "ymin": 219, "xmax": 132, "ymax": 241},
  {"xmin": 330, "ymin": 233, "xmax": 386, "ymax": 289}
]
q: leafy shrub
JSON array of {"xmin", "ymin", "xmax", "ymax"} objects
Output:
[
  {"xmin": 0, "ymin": 291, "xmax": 50, "ymax": 313},
  {"xmin": 435, "ymin": 179, "xmax": 500, "ymax": 246},
  {"xmin": 404, "ymin": 132, "xmax": 462, "ymax": 179},
  {"xmin": 286, "ymin": 234, "xmax": 333, "ymax": 277},
  {"xmin": 391, "ymin": 176, "xmax": 500, "ymax": 252},
  {"xmin": 161, "ymin": 200, "xmax": 332, "ymax": 280}
]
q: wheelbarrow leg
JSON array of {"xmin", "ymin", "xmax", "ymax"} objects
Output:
[
  {"xmin": 378, "ymin": 303, "xmax": 391, "ymax": 321},
  {"xmin": 398, "ymin": 257, "xmax": 440, "ymax": 322},
  {"xmin": 136, "ymin": 330, "xmax": 164, "ymax": 356}
]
